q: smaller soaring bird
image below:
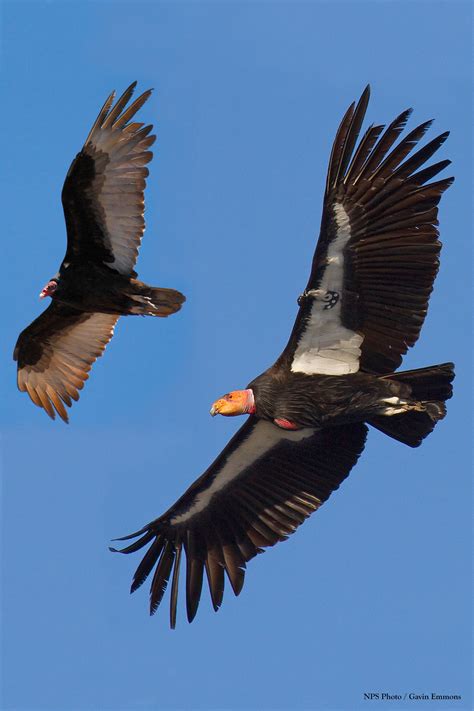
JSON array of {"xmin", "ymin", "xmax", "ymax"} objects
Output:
[
  {"xmin": 113, "ymin": 86, "xmax": 454, "ymax": 628},
  {"xmin": 14, "ymin": 82, "xmax": 185, "ymax": 422}
]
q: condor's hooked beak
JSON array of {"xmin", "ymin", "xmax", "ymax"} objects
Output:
[{"xmin": 210, "ymin": 389, "xmax": 255, "ymax": 417}]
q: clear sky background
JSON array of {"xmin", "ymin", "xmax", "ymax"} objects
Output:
[{"xmin": 1, "ymin": 2, "xmax": 472, "ymax": 710}]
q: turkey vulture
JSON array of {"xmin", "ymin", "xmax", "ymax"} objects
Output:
[
  {"xmin": 14, "ymin": 82, "xmax": 185, "ymax": 422},
  {"xmin": 113, "ymin": 86, "xmax": 454, "ymax": 627}
]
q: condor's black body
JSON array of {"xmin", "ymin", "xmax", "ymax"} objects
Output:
[{"xmin": 114, "ymin": 86, "xmax": 454, "ymax": 627}]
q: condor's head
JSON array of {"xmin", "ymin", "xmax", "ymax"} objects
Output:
[
  {"xmin": 39, "ymin": 278, "xmax": 59, "ymax": 299},
  {"xmin": 210, "ymin": 388, "xmax": 256, "ymax": 417}
]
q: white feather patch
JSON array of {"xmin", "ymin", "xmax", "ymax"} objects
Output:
[
  {"xmin": 170, "ymin": 420, "xmax": 315, "ymax": 525},
  {"xmin": 291, "ymin": 202, "xmax": 363, "ymax": 376}
]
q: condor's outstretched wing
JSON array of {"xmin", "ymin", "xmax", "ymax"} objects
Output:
[
  {"xmin": 14, "ymin": 302, "xmax": 118, "ymax": 422},
  {"xmin": 112, "ymin": 418, "xmax": 367, "ymax": 627},
  {"xmin": 277, "ymin": 86, "xmax": 453, "ymax": 376},
  {"xmin": 61, "ymin": 82, "xmax": 155, "ymax": 277}
]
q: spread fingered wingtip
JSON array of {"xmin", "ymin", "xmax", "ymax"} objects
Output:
[{"xmin": 111, "ymin": 524, "xmax": 152, "ymax": 542}]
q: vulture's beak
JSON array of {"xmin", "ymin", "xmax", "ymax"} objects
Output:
[{"xmin": 39, "ymin": 280, "xmax": 58, "ymax": 299}]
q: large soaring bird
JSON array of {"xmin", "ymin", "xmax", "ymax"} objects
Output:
[
  {"xmin": 14, "ymin": 83, "xmax": 185, "ymax": 422},
  {"xmin": 113, "ymin": 86, "xmax": 454, "ymax": 627}
]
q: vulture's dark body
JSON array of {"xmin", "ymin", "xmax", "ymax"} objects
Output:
[
  {"xmin": 14, "ymin": 83, "xmax": 185, "ymax": 421},
  {"xmin": 51, "ymin": 262, "xmax": 182, "ymax": 316}
]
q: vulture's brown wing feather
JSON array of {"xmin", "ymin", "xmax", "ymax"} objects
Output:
[
  {"xmin": 112, "ymin": 418, "xmax": 367, "ymax": 627},
  {"xmin": 14, "ymin": 303, "xmax": 118, "ymax": 422},
  {"xmin": 277, "ymin": 86, "xmax": 453, "ymax": 376},
  {"xmin": 61, "ymin": 82, "xmax": 155, "ymax": 277}
]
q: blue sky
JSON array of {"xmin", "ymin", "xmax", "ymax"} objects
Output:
[{"xmin": 1, "ymin": 1, "xmax": 472, "ymax": 710}]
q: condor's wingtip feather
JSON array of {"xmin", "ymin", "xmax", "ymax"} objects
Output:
[
  {"xmin": 149, "ymin": 540, "xmax": 175, "ymax": 615},
  {"xmin": 130, "ymin": 536, "xmax": 165, "ymax": 594},
  {"xmin": 186, "ymin": 556, "xmax": 204, "ymax": 623},
  {"xmin": 332, "ymin": 85, "xmax": 371, "ymax": 188},
  {"xmin": 205, "ymin": 556, "xmax": 225, "ymax": 612},
  {"xmin": 326, "ymin": 84, "xmax": 372, "ymax": 194},
  {"xmin": 110, "ymin": 523, "xmax": 153, "ymax": 543},
  {"xmin": 409, "ymin": 158, "xmax": 452, "ymax": 186},
  {"xmin": 108, "ymin": 530, "xmax": 155, "ymax": 555},
  {"xmin": 325, "ymin": 100, "xmax": 355, "ymax": 195},
  {"xmin": 391, "ymin": 131, "xmax": 450, "ymax": 181},
  {"xmin": 350, "ymin": 107, "xmax": 414, "ymax": 186},
  {"xmin": 169, "ymin": 544, "xmax": 182, "ymax": 629}
]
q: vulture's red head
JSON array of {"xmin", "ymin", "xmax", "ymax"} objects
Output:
[
  {"xmin": 210, "ymin": 389, "xmax": 255, "ymax": 417},
  {"xmin": 39, "ymin": 279, "xmax": 58, "ymax": 299}
]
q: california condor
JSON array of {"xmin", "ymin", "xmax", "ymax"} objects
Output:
[
  {"xmin": 14, "ymin": 83, "xmax": 185, "ymax": 422},
  {"xmin": 113, "ymin": 86, "xmax": 454, "ymax": 627}
]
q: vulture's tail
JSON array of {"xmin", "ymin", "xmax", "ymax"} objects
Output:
[
  {"xmin": 128, "ymin": 283, "xmax": 186, "ymax": 317},
  {"xmin": 368, "ymin": 363, "xmax": 455, "ymax": 447}
]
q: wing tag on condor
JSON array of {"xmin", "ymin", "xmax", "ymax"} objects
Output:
[{"xmin": 291, "ymin": 203, "xmax": 363, "ymax": 376}]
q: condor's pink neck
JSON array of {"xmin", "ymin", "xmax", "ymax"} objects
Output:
[{"xmin": 244, "ymin": 389, "xmax": 256, "ymax": 414}]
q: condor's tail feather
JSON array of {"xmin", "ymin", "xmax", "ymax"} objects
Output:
[
  {"xmin": 383, "ymin": 363, "xmax": 455, "ymax": 401},
  {"xmin": 368, "ymin": 363, "xmax": 454, "ymax": 447}
]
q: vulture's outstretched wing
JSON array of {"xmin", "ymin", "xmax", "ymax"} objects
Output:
[
  {"xmin": 14, "ymin": 303, "xmax": 118, "ymax": 422},
  {"xmin": 277, "ymin": 86, "xmax": 453, "ymax": 376},
  {"xmin": 112, "ymin": 418, "xmax": 367, "ymax": 627},
  {"xmin": 61, "ymin": 82, "xmax": 155, "ymax": 277}
]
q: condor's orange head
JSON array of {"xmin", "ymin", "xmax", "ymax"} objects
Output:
[{"xmin": 209, "ymin": 389, "xmax": 255, "ymax": 418}]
